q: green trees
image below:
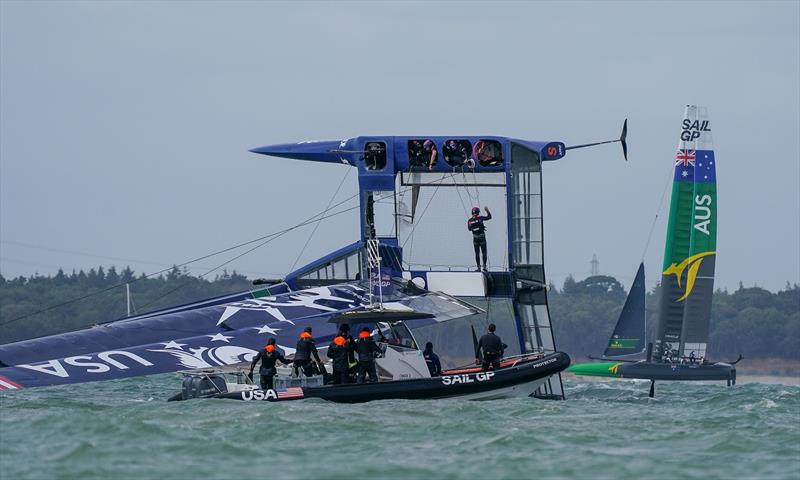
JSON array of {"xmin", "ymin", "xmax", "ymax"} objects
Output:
[
  {"xmin": 0, "ymin": 266, "xmax": 797, "ymax": 361},
  {"xmin": 0, "ymin": 267, "xmax": 252, "ymax": 344}
]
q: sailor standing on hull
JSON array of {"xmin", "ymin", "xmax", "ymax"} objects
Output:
[
  {"xmin": 467, "ymin": 206, "xmax": 492, "ymax": 272},
  {"xmin": 476, "ymin": 323, "xmax": 506, "ymax": 371},
  {"xmin": 249, "ymin": 338, "xmax": 292, "ymax": 390},
  {"xmin": 355, "ymin": 327, "xmax": 381, "ymax": 383},
  {"xmin": 293, "ymin": 326, "xmax": 323, "ymax": 377}
]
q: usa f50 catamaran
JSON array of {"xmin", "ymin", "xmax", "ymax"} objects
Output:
[
  {"xmin": 0, "ymin": 122, "xmax": 628, "ymax": 401},
  {"xmin": 569, "ymin": 106, "xmax": 739, "ymax": 396}
]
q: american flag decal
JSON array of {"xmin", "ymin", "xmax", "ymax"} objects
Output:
[
  {"xmin": 276, "ymin": 387, "xmax": 304, "ymax": 399},
  {"xmin": 0, "ymin": 376, "xmax": 22, "ymax": 390},
  {"xmin": 675, "ymin": 149, "xmax": 696, "ymax": 167}
]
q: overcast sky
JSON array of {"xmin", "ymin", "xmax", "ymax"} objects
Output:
[{"xmin": 1, "ymin": 1, "xmax": 798, "ymax": 293}]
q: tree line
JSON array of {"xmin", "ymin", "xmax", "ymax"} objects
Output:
[
  {"xmin": 0, "ymin": 266, "xmax": 797, "ymax": 360},
  {"xmin": 550, "ymin": 275, "xmax": 799, "ymax": 361},
  {"xmin": 0, "ymin": 266, "xmax": 252, "ymax": 344}
]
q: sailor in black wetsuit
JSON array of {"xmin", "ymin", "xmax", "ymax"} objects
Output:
[
  {"xmin": 355, "ymin": 327, "xmax": 381, "ymax": 383},
  {"xmin": 467, "ymin": 206, "xmax": 492, "ymax": 271},
  {"xmin": 476, "ymin": 323, "xmax": 505, "ymax": 371},
  {"xmin": 423, "ymin": 342, "xmax": 442, "ymax": 377},
  {"xmin": 249, "ymin": 338, "xmax": 291, "ymax": 390},
  {"xmin": 327, "ymin": 331, "xmax": 352, "ymax": 385},
  {"xmin": 293, "ymin": 326, "xmax": 323, "ymax": 377}
]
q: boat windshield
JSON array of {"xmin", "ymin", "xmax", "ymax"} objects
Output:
[{"xmin": 377, "ymin": 321, "xmax": 417, "ymax": 350}]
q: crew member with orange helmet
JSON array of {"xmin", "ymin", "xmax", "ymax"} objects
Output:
[
  {"xmin": 293, "ymin": 326, "xmax": 323, "ymax": 377},
  {"xmin": 355, "ymin": 326, "xmax": 381, "ymax": 383},
  {"xmin": 327, "ymin": 328, "xmax": 353, "ymax": 385},
  {"xmin": 249, "ymin": 338, "xmax": 291, "ymax": 389}
]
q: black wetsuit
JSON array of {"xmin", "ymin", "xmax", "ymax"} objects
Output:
[
  {"xmin": 467, "ymin": 212, "xmax": 492, "ymax": 270},
  {"xmin": 355, "ymin": 335, "xmax": 381, "ymax": 383},
  {"xmin": 249, "ymin": 347, "xmax": 291, "ymax": 389},
  {"xmin": 423, "ymin": 348, "xmax": 442, "ymax": 377},
  {"xmin": 477, "ymin": 332, "xmax": 505, "ymax": 371},
  {"xmin": 293, "ymin": 336, "xmax": 322, "ymax": 377},
  {"xmin": 327, "ymin": 337, "xmax": 352, "ymax": 385}
]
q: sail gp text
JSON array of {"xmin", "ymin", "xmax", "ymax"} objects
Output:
[{"xmin": 441, "ymin": 371, "xmax": 495, "ymax": 385}]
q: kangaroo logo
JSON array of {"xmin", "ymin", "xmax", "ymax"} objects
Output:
[{"xmin": 663, "ymin": 251, "xmax": 716, "ymax": 302}]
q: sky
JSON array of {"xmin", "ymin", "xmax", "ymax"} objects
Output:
[{"xmin": 1, "ymin": 1, "xmax": 798, "ymax": 294}]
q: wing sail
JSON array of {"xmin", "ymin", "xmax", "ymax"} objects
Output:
[
  {"xmin": 603, "ymin": 263, "xmax": 646, "ymax": 358},
  {"xmin": 654, "ymin": 105, "xmax": 717, "ymax": 362}
]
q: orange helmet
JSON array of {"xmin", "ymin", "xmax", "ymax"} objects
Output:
[
  {"xmin": 359, "ymin": 330, "xmax": 371, "ymax": 339},
  {"xmin": 300, "ymin": 332, "xmax": 312, "ymax": 340},
  {"xmin": 333, "ymin": 335, "xmax": 346, "ymax": 347},
  {"xmin": 265, "ymin": 344, "xmax": 275, "ymax": 353}
]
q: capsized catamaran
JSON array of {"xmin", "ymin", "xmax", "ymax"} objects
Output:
[
  {"xmin": 0, "ymin": 123, "xmax": 627, "ymax": 399},
  {"xmin": 568, "ymin": 106, "xmax": 738, "ymax": 396}
]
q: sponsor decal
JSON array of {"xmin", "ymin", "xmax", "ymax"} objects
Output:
[
  {"xmin": 608, "ymin": 339, "xmax": 639, "ymax": 349},
  {"xmin": 441, "ymin": 371, "xmax": 495, "ymax": 385},
  {"xmin": 663, "ymin": 251, "xmax": 716, "ymax": 302},
  {"xmin": 680, "ymin": 119, "xmax": 711, "ymax": 141},
  {"xmin": 608, "ymin": 363, "xmax": 623, "ymax": 375},
  {"xmin": 240, "ymin": 387, "xmax": 304, "ymax": 401}
]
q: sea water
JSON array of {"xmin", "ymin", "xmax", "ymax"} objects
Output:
[{"xmin": 1, "ymin": 377, "xmax": 798, "ymax": 480}]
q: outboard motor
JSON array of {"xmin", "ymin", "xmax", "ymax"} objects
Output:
[{"xmin": 181, "ymin": 373, "xmax": 228, "ymax": 400}]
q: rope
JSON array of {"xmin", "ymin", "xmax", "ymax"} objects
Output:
[
  {"xmin": 289, "ymin": 168, "xmax": 352, "ymax": 272},
  {"xmin": 0, "ymin": 197, "xmax": 366, "ymax": 327},
  {"xmin": 641, "ymin": 159, "xmax": 677, "ymax": 261}
]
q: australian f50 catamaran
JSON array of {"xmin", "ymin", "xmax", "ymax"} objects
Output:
[
  {"xmin": 569, "ymin": 106, "xmax": 738, "ymax": 396},
  {"xmin": 0, "ymin": 123, "xmax": 628, "ymax": 401}
]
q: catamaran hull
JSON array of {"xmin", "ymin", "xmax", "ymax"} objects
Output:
[
  {"xmin": 569, "ymin": 360, "xmax": 736, "ymax": 383},
  {"xmin": 186, "ymin": 352, "xmax": 569, "ymax": 403}
]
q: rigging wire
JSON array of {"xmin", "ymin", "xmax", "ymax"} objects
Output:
[
  {"xmin": 641, "ymin": 160, "xmax": 678, "ymax": 262},
  {"xmin": 289, "ymin": 167, "xmax": 352, "ymax": 272},
  {"xmin": 401, "ymin": 174, "xmax": 446, "ymax": 266},
  {"xmin": 1, "ymin": 172, "xmax": 463, "ymax": 327},
  {"xmin": 0, "ymin": 198, "xmax": 365, "ymax": 327}
]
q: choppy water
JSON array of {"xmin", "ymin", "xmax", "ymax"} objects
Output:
[{"xmin": 1, "ymin": 376, "xmax": 798, "ymax": 480}]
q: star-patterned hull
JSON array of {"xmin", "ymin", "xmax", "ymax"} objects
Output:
[{"xmin": 0, "ymin": 282, "xmax": 475, "ymax": 389}]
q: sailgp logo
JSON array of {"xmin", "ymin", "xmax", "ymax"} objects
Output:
[{"xmin": 663, "ymin": 251, "xmax": 716, "ymax": 302}]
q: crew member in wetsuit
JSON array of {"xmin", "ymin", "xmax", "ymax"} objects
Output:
[
  {"xmin": 355, "ymin": 327, "xmax": 381, "ymax": 383},
  {"xmin": 424, "ymin": 139, "xmax": 438, "ymax": 170},
  {"xmin": 293, "ymin": 326, "xmax": 323, "ymax": 377},
  {"xmin": 467, "ymin": 206, "xmax": 492, "ymax": 271},
  {"xmin": 249, "ymin": 338, "xmax": 291, "ymax": 390},
  {"xmin": 476, "ymin": 323, "xmax": 505, "ymax": 371},
  {"xmin": 423, "ymin": 342, "xmax": 442, "ymax": 377},
  {"xmin": 327, "ymin": 330, "xmax": 352, "ymax": 385}
]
